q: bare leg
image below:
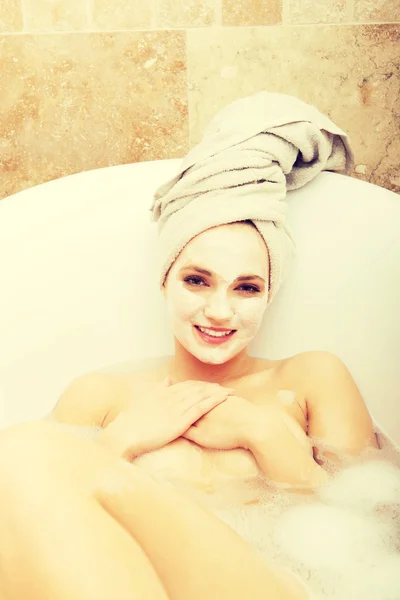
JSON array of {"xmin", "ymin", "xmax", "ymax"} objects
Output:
[
  {"xmin": 0, "ymin": 422, "xmax": 169, "ymax": 600},
  {"xmin": 0, "ymin": 421, "xmax": 308, "ymax": 600}
]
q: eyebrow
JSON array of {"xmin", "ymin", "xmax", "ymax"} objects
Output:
[{"xmin": 179, "ymin": 265, "xmax": 266, "ymax": 283}]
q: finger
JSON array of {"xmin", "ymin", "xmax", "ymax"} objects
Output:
[
  {"xmin": 182, "ymin": 392, "xmax": 228, "ymax": 423},
  {"xmin": 181, "ymin": 382, "xmax": 233, "ymax": 398},
  {"xmin": 181, "ymin": 427, "xmax": 197, "ymax": 442},
  {"xmin": 180, "ymin": 386, "xmax": 231, "ymax": 407}
]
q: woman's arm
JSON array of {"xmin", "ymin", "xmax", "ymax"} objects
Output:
[
  {"xmin": 244, "ymin": 351, "xmax": 378, "ymax": 486},
  {"xmin": 296, "ymin": 351, "xmax": 379, "ymax": 460},
  {"xmin": 247, "ymin": 412, "xmax": 329, "ymax": 487},
  {"xmin": 182, "ymin": 395, "xmax": 329, "ymax": 487}
]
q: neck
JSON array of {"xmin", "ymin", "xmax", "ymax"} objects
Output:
[{"xmin": 166, "ymin": 338, "xmax": 257, "ymax": 385}]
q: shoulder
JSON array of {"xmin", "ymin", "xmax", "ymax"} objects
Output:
[
  {"xmin": 280, "ymin": 352, "xmax": 378, "ymax": 453},
  {"xmin": 284, "ymin": 350, "xmax": 347, "ymax": 372},
  {"xmin": 280, "ymin": 350, "xmax": 368, "ymax": 418},
  {"xmin": 51, "ymin": 371, "xmax": 135, "ymax": 427},
  {"xmin": 279, "ymin": 350, "xmax": 352, "ymax": 395},
  {"xmin": 51, "ymin": 362, "xmax": 166, "ymax": 427}
]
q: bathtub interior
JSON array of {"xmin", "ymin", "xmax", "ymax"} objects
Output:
[{"xmin": 0, "ymin": 158, "xmax": 399, "ymax": 447}]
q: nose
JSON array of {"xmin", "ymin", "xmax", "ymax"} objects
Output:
[{"xmin": 203, "ymin": 291, "xmax": 234, "ymax": 323}]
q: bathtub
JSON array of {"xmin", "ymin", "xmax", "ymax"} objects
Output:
[{"xmin": 0, "ymin": 159, "xmax": 399, "ymax": 447}]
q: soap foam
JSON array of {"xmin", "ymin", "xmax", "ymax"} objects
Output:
[
  {"xmin": 316, "ymin": 459, "xmax": 400, "ymax": 510},
  {"xmin": 52, "ymin": 420, "xmax": 400, "ymax": 600},
  {"xmin": 204, "ymin": 431, "xmax": 400, "ymax": 600}
]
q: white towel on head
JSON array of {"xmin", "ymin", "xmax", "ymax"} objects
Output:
[{"xmin": 151, "ymin": 91, "xmax": 354, "ymax": 303}]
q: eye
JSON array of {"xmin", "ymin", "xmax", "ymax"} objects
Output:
[
  {"xmin": 236, "ymin": 284, "xmax": 261, "ymax": 295},
  {"xmin": 183, "ymin": 275, "xmax": 207, "ymax": 287}
]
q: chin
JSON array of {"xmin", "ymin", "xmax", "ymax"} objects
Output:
[
  {"xmin": 195, "ymin": 353, "xmax": 232, "ymax": 365},
  {"xmin": 191, "ymin": 344, "xmax": 248, "ymax": 366}
]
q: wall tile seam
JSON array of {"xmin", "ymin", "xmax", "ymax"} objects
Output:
[{"xmin": 1, "ymin": 20, "xmax": 399, "ymax": 36}]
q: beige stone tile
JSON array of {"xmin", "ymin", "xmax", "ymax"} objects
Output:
[
  {"xmin": 222, "ymin": 0, "xmax": 282, "ymax": 26},
  {"xmin": 187, "ymin": 25, "xmax": 400, "ymax": 193},
  {"xmin": 23, "ymin": 0, "xmax": 87, "ymax": 32},
  {"xmin": 285, "ymin": 0, "xmax": 347, "ymax": 24},
  {"xmin": 0, "ymin": 0, "xmax": 23, "ymax": 32},
  {"xmin": 0, "ymin": 31, "xmax": 188, "ymax": 200},
  {"xmin": 355, "ymin": 0, "xmax": 400, "ymax": 23},
  {"xmin": 93, "ymin": 0, "xmax": 152, "ymax": 29},
  {"xmin": 157, "ymin": 0, "xmax": 215, "ymax": 28}
]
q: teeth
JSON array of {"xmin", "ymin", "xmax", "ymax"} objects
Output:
[{"xmin": 198, "ymin": 326, "xmax": 233, "ymax": 337}]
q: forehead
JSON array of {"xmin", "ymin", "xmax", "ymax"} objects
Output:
[{"xmin": 174, "ymin": 224, "xmax": 269, "ymax": 280}]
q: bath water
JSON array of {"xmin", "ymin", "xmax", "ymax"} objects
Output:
[
  {"xmin": 62, "ymin": 422, "xmax": 400, "ymax": 600},
  {"xmin": 201, "ymin": 428, "xmax": 400, "ymax": 600}
]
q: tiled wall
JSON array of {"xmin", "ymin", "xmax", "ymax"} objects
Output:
[{"xmin": 0, "ymin": 0, "xmax": 399, "ymax": 199}]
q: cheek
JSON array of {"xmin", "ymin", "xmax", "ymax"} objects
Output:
[
  {"xmin": 167, "ymin": 285, "xmax": 205, "ymax": 321},
  {"xmin": 235, "ymin": 297, "xmax": 267, "ymax": 328}
]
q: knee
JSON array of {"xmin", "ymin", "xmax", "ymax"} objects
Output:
[
  {"xmin": 0, "ymin": 418, "xmax": 52, "ymax": 457},
  {"xmin": 0, "ymin": 422, "xmax": 59, "ymax": 518},
  {"xmin": 0, "ymin": 421, "xmax": 95, "ymax": 533},
  {"xmin": 0, "ymin": 421, "xmax": 57, "ymax": 481},
  {"xmin": 0, "ymin": 419, "xmax": 99, "ymax": 492}
]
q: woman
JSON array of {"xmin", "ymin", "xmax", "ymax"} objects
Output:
[
  {"xmin": 53, "ymin": 219, "xmax": 377, "ymax": 488},
  {"xmin": 0, "ymin": 221, "xmax": 377, "ymax": 600},
  {"xmin": 0, "ymin": 92, "xmax": 378, "ymax": 599}
]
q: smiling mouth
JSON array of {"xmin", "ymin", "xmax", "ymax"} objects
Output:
[{"xmin": 194, "ymin": 325, "xmax": 236, "ymax": 344}]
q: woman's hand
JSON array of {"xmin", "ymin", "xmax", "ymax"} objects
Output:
[
  {"xmin": 98, "ymin": 378, "xmax": 233, "ymax": 460},
  {"xmin": 182, "ymin": 395, "xmax": 259, "ymax": 450},
  {"xmin": 183, "ymin": 398, "xmax": 328, "ymax": 487}
]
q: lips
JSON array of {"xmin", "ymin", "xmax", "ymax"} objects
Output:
[{"xmin": 194, "ymin": 325, "xmax": 236, "ymax": 345}]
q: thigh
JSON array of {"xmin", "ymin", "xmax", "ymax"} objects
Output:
[
  {"xmin": 98, "ymin": 470, "xmax": 309, "ymax": 600},
  {"xmin": 0, "ymin": 421, "xmax": 308, "ymax": 600},
  {"xmin": 0, "ymin": 421, "xmax": 170, "ymax": 600}
]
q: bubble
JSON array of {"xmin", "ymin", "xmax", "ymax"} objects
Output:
[
  {"xmin": 58, "ymin": 415, "xmax": 398, "ymax": 600},
  {"xmin": 275, "ymin": 503, "xmax": 393, "ymax": 570},
  {"xmin": 317, "ymin": 460, "xmax": 400, "ymax": 510},
  {"xmin": 205, "ymin": 434, "xmax": 400, "ymax": 600}
]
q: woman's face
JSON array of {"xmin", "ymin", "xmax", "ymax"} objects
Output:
[{"xmin": 163, "ymin": 223, "xmax": 269, "ymax": 365}]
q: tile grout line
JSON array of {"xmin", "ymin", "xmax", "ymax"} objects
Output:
[
  {"xmin": 1, "ymin": 20, "xmax": 399, "ymax": 37},
  {"xmin": 185, "ymin": 29, "xmax": 192, "ymax": 150},
  {"xmin": 19, "ymin": 0, "xmax": 27, "ymax": 32},
  {"xmin": 86, "ymin": 0, "xmax": 94, "ymax": 29},
  {"xmin": 150, "ymin": 0, "xmax": 159, "ymax": 29},
  {"xmin": 346, "ymin": 0, "xmax": 356, "ymax": 22},
  {"xmin": 215, "ymin": 0, "xmax": 223, "ymax": 26},
  {"xmin": 281, "ymin": 0, "xmax": 291, "ymax": 25}
]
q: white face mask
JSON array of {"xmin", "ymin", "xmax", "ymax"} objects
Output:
[{"xmin": 164, "ymin": 224, "xmax": 269, "ymax": 365}]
